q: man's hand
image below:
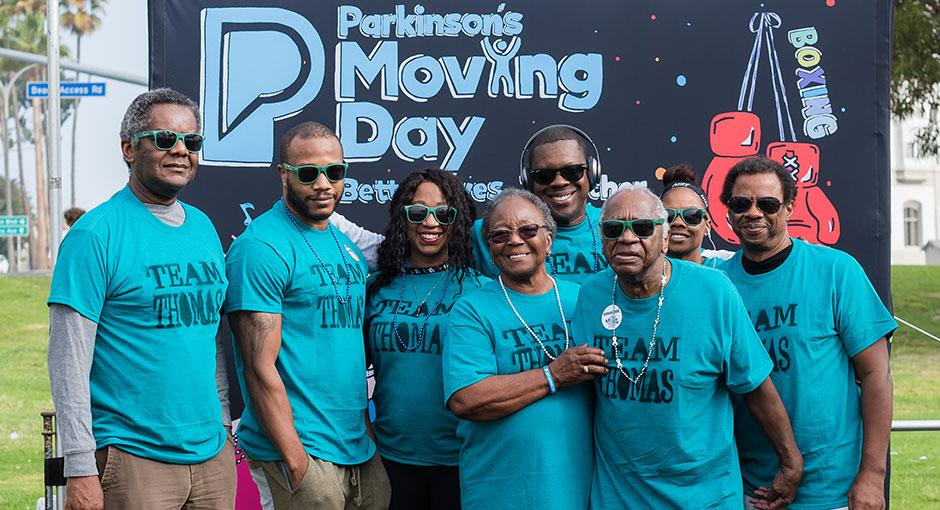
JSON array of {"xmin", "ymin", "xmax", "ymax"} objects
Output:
[
  {"xmin": 65, "ymin": 476, "xmax": 104, "ymax": 510},
  {"xmin": 847, "ymin": 470, "xmax": 885, "ymax": 510},
  {"xmin": 286, "ymin": 450, "xmax": 309, "ymax": 490},
  {"xmin": 750, "ymin": 462, "xmax": 802, "ymax": 510}
]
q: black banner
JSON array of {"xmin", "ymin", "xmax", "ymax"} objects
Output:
[{"xmin": 148, "ymin": 0, "xmax": 892, "ymax": 301}]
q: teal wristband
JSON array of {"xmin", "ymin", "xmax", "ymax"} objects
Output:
[{"xmin": 543, "ymin": 365, "xmax": 557, "ymax": 394}]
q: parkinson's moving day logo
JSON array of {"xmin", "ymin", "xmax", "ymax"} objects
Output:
[{"xmin": 199, "ymin": 4, "xmax": 607, "ymax": 203}]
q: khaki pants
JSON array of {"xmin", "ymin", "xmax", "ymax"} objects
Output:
[
  {"xmin": 94, "ymin": 442, "xmax": 236, "ymax": 510},
  {"xmin": 743, "ymin": 496, "xmax": 848, "ymax": 510},
  {"xmin": 249, "ymin": 452, "xmax": 391, "ymax": 510}
]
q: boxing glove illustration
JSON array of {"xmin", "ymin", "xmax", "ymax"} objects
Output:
[
  {"xmin": 766, "ymin": 142, "xmax": 840, "ymax": 245},
  {"xmin": 702, "ymin": 112, "xmax": 762, "ymax": 243}
]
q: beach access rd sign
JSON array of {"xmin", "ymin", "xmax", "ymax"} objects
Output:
[{"xmin": 26, "ymin": 81, "xmax": 107, "ymax": 99}]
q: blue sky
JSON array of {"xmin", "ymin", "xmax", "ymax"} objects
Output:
[{"xmin": 11, "ymin": 0, "xmax": 147, "ymax": 212}]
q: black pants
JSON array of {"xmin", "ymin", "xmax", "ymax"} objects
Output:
[{"xmin": 382, "ymin": 458, "xmax": 460, "ymax": 510}]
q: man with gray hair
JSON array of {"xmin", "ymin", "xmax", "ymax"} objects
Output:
[
  {"xmin": 570, "ymin": 184, "xmax": 803, "ymax": 509},
  {"xmin": 48, "ymin": 88, "xmax": 235, "ymax": 509}
]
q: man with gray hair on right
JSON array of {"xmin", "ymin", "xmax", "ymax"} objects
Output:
[
  {"xmin": 570, "ymin": 183, "xmax": 803, "ymax": 509},
  {"xmin": 48, "ymin": 88, "xmax": 235, "ymax": 509}
]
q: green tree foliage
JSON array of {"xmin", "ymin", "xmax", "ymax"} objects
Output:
[
  {"xmin": 893, "ymin": 0, "xmax": 940, "ymax": 158},
  {"xmin": 0, "ymin": 178, "xmax": 30, "ymax": 216}
]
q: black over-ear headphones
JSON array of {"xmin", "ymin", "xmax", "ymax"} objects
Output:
[{"xmin": 518, "ymin": 124, "xmax": 602, "ymax": 190}]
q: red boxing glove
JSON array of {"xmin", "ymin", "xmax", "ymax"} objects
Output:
[{"xmin": 766, "ymin": 142, "xmax": 840, "ymax": 245}]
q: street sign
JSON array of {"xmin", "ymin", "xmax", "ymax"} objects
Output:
[
  {"xmin": 0, "ymin": 215, "xmax": 28, "ymax": 237},
  {"xmin": 26, "ymin": 81, "xmax": 106, "ymax": 98},
  {"xmin": 0, "ymin": 226, "xmax": 28, "ymax": 237}
]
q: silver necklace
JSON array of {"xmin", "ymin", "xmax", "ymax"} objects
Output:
[
  {"xmin": 410, "ymin": 271, "xmax": 448, "ymax": 317},
  {"xmin": 498, "ymin": 275, "xmax": 570, "ymax": 361},
  {"xmin": 610, "ymin": 260, "xmax": 669, "ymax": 385},
  {"xmin": 392, "ymin": 269, "xmax": 453, "ymax": 351}
]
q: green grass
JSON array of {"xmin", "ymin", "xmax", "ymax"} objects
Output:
[
  {"xmin": 0, "ymin": 275, "xmax": 52, "ymax": 509},
  {"xmin": 0, "ymin": 268, "xmax": 937, "ymax": 508},
  {"xmin": 889, "ymin": 266, "xmax": 940, "ymax": 509}
]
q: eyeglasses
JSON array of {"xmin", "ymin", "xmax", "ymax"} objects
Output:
[
  {"xmin": 529, "ymin": 164, "xmax": 587, "ymax": 186},
  {"xmin": 133, "ymin": 130, "xmax": 203, "ymax": 152},
  {"xmin": 726, "ymin": 196, "xmax": 783, "ymax": 215},
  {"xmin": 486, "ymin": 224, "xmax": 548, "ymax": 244},
  {"xmin": 281, "ymin": 162, "xmax": 348, "ymax": 184},
  {"xmin": 403, "ymin": 205, "xmax": 458, "ymax": 225},
  {"xmin": 599, "ymin": 218, "xmax": 666, "ymax": 240},
  {"xmin": 666, "ymin": 207, "xmax": 707, "ymax": 226}
]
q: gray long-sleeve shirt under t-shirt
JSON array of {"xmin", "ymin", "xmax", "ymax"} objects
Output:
[{"xmin": 48, "ymin": 201, "xmax": 231, "ymax": 477}]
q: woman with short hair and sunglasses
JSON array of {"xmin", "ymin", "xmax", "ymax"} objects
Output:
[
  {"xmin": 659, "ymin": 164, "xmax": 734, "ymax": 267},
  {"xmin": 364, "ymin": 168, "xmax": 486, "ymax": 510},
  {"xmin": 443, "ymin": 188, "xmax": 607, "ymax": 510}
]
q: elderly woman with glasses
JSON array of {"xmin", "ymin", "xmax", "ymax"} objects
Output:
[
  {"xmin": 659, "ymin": 164, "xmax": 733, "ymax": 267},
  {"xmin": 442, "ymin": 188, "xmax": 608, "ymax": 510},
  {"xmin": 365, "ymin": 168, "xmax": 487, "ymax": 510}
]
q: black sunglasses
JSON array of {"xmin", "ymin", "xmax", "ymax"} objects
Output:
[
  {"xmin": 726, "ymin": 196, "xmax": 783, "ymax": 215},
  {"xmin": 666, "ymin": 207, "xmax": 706, "ymax": 226},
  {"xmin": 133, "ymin": 130, "xmax": 203, "ymax": 153},
  {"xmin": 529, "ymin": 164, "xmax": 587, "ymax": 186},
  {"xmin": 281, "ymin": 162, "xmax": 348, "ymax": 184},
  {"xmin": 403, "ymin": 205, "xmax": 457, "ymax": 225},
  {"xmin": 599, "ymin": 218, "xmax": 665, "ymax": 240},
  {"xmin": 487, "ymin": 224, "xmax": 547, "ymax": 244}
]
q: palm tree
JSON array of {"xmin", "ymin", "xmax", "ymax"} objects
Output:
[
  {"xmin": 1, "ymin": 1, "xmax": 73, "ymax": 269},
  {"xmin": 61, "ymin": 0, "xmax": 107, "ymax": 208}
]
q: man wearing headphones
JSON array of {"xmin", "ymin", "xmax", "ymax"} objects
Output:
[{"xmin": 471, "ymin": 125, "xmax": 608, "ymax": 284}]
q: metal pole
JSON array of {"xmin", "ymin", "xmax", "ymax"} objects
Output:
[
  {"xmin": 41, "ymin": 411, "xmax": 55, "ymax": 510},
  {"xmin": 0, "ymin": 47, "xmax": 148, "ymax": 87},
  {"xmin": 47, "ymin": 0, "xmax": 62, "ymax": 267},
  {"xmin": 891, "ymin": 420, "xmax": 940, "ymax": 431}
]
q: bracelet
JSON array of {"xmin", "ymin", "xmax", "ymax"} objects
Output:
[{"xmin": 542, "ymin": 365, "xmax": 557, "ymax": 394}]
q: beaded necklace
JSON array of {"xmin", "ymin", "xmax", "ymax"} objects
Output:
[
  {"xmin": 282, "ymin": 201, "xmax": 352, "ymax": 304},
  {"xmin": 499, "ymin": 274, "xmax": 570, "ymax": 361},
  {"xmin": 548, "ymin": 215, "xmax": 602, "ymax": 276},
  {"xmin": 609, "ymin": 260, "xmax": 669, "ymax": 385}
]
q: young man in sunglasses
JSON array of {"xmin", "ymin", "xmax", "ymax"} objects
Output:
[
  {"xmin": 47, "ymin": 88, "xmax": 236, "ymax": 509},
  {"xmin": 718, "ymin": 157, "xmax": 897, "ymax": 510},
  {"xmin": 224, "ymin": 121, "xmax": 390, "ymax": 509},
  {"xmin": 471, "ymin": 125, "xmax": 607, "ymax": 284},
  {"xmin": 570, "ymin": 183, "xmax": 803, "ymax": 509}
]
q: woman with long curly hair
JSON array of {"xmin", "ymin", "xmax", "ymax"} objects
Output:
[{"xmin": 364, "ymin": 168, "xmax": 486, "ymax": 510}]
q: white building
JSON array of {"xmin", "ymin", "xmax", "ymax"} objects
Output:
[{"xmin": 891, "ymin": 115, "xmax": 940, "ymax": 265}]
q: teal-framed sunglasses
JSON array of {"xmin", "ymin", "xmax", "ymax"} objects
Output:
[
  {"xmin": 133, "ymin": 130, "xmax": 204, "ymax": 152},
  {"xmin": 599, "ymin": 218, "xmax": 666, "ymax": 240},
  {"xmin": 281, "ymin": 162, "xmax": 348, "ymax": 184},
  {"xmin": 403, "ymin": 204, "xmax": 457, "ymax": 225}
]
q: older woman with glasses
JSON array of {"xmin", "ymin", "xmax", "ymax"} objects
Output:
[
  {"xmin": 442, "ymin": 188, "xmax": 607, "ymax": 510},
  {"xmin": 365, "ymin": 168, "xmax": 487, "ymax": 510},
  {"xmin": 659, "ymin": 164, "xmax": 733, "ymax": 267}
]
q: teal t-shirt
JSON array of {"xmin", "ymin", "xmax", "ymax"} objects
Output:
[
  {"xmin": 472, "ymin": 203, "xmax": 607, "ymax": 284},
  {"xmin": 572, "ymin": 261, "xmax": 772, "ymax": 509},
  {"xmin": 224, "ymin": 199, "xmax": 374, "ymax": 465},
  {"xmin": 720, "ymin": 240, "xmax": 897, "ymax": 510},
  {"xmin": 443, "ymin": 279, "xmax": 593, "ymax": 510},
  {"xmin": 48, "ymin": 186, "xmax": 228, "ymax": 464},
  {"xmin": 365, "ymin": 269, "xmax": 489, "ymax": 466}
]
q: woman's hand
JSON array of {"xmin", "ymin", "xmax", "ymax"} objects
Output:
[{"xmin": 548, "ymin": 345, "xmax": 609, "ymax": 388}]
